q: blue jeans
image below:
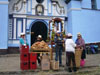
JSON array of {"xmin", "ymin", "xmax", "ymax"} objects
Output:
[{"xmin": 55, "ymin": 45, "xmax": 62, "ymax": 65}]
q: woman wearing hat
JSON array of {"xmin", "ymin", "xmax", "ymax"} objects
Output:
[
  {"xmin": 20, "ymin": 33, "xmax": 29, "ymax": 46},
  {"xmin": 75, "ymin": 33, "xmax": 86, "ymax": 67},
  {"xmin": 65, "ymin": 33, "xmax": 77, "ymax": 72}
]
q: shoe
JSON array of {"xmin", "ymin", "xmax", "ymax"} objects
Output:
[
  {"xmin": 59, "ymin": 64, "xmax": 64, "ymax": 67},
  {"xmin": 73, "ymin": 67, "xmax": 77, "ymax": 72},
  {"xmin": 68, "ymin": 68, "xmax": 72, "ymax": 72}
]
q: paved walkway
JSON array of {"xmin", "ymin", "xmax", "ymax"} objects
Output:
[{"xmin": 0, "ymin": 53, "xmax": 100, "ymax": 74}]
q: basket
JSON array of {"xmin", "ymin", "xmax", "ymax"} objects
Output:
[{"xmin": 71, "ymin": 48, "xmax": 83, "ymax": 68}]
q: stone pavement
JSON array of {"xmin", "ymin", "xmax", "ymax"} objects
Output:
[{"xmin": 0, "ymin": 53, "xmax": 100, "ymax": 75}]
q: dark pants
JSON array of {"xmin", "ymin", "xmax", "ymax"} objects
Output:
[
  {"xmin": 66, "ymin": 52, "xmax": 76, "ymax": 68},
  {"xmin": 94, "ymin": 47, "xmax": 98, "ymax": 53},
  {"xmin": 81, "ymin": 49, "xmax": 86, "ymax": 59},
  {"xmin": 55, "ymin": 45, "xmax": 62, "ymax": 65},
  {"xmin": 37, "ymin": 53, "xmax": 41, "ymax": 64}
]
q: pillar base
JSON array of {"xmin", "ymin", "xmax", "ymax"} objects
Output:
[
  {"xmin": 0, "ymin": 47, "xmax": 20, "ymax": 55},
  {"xmin": 8, "ymin": 47, "xmax": 20, "ymax": 54},
  {"xmin": 0, "ymin": 49, "xmax": 7, "ymax": 55}
]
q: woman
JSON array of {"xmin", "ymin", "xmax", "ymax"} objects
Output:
[
  {"xmin": 20, "ymin": 33, "xmax": 28, "ymax": 46},
  {"xmin": 65, "ymin": 33, "xmax": 77, "ymax": 72},
  {"xmin": 75, "ymin": 33, "xmax": 86, "ymax": 67}
]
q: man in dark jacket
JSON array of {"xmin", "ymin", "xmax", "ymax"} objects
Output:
[
  {"xmin": 35, "ymin": 35, "xmax": 42, "ymax": 65},
  {"xmin": 54, "ymin": 31, "xmax": 64, "ymax": 66}
]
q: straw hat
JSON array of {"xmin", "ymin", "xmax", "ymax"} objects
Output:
[
  {"xmin": 77, "ymin": 32, "xmax": 81, "ymax": 36},
  {"xmin": 67, "ymin": 33, "xmax": 72, "ymax": 37},
  {"xmin": 56, "ymin": 30, "xmax": 60, "ymax": 33}
]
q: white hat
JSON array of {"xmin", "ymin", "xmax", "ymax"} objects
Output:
[
  {"xmin": 56, "ymin": 30, "xmax": 60, "ymax": 33},
  {"xmin": 20, "ymin": 33, "xmax": 25, "ymax": 36},
  {"xmin": 38, "ymin": 35, "xmax": 42, "ymax": 38},
  {"xmin": 77, "ymin": 32, "xmax": 81, "ymax": 36},
  {"xmin": 67, "ymin": 33, "xmax": 72, "ymax": 37}
]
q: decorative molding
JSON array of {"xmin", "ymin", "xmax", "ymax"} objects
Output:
[
  {"xmin": 8, "ymin": 19, "xmax": 13, "ymax": 39},
  {"xmin": 68, "ymin": 8, "xmax": 81, "ymax": 12},
  {"xmin": 13, "ymin": 18, "xmax": 17, "ymax": 39},
  {"xmin": 48, "ymin": 2, "xmax": 52, "ymax": 14},
  {"xmin": 0, "ymin": 1, "xmax": 9, "ymax": 4},
  {"xmin": 23, "ymin": 19, "xmax": 26, "ymax": 34},
  {"xmin": 13, "ymin": 14, "xmax": 66, "ymax": 20},
  {"xmin": 27, "ymin": 15, "xmax": 65, "ymax": 21},
  {"xmin": 17, "ymin": 19, "xmax": 23, "ymax": 38},
  {"xmin": 82, "ymin": 8, "xmax": 100, "ymax": 11},
  {"xmin": 13, "ymin": 0, "xmax": 24, "ymax": 12},
  {"xmin": 52, "ymin": 1, "xmax": 65, "ymax": 15},
  {"xmin": 13, "ymin": 14, "xmax": 27, "ymax": 18},
  {"xmin": 27, "ymin": 0, "xmax": 31, "ymax": 13},
  {"xmin": 35, "ymin": 4, "xmax": 44, "ymax": 15},
  {"xmin": 8, "ymin": 40, "xmax": 19, "ymax": 44}
]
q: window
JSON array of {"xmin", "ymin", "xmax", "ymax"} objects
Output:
[{"xmin": 91, "ymin": 0, "xmax": 97, "ymax": 9}]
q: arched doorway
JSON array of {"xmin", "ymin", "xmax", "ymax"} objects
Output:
[{"xmin": 31, "ymin": 21, "xmax": 48, "ymax": 45}]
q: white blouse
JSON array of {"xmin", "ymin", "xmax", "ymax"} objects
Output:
[{"xmin": 65, "ymin": 39, "xmax": 76, "ymax": 53}]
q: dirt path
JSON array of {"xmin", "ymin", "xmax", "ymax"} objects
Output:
[{"xmin": 0, "ymin": 53, "xmax": 100, "ymax": 75}]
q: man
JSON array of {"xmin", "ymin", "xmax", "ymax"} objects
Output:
[
  {"xmin": 36, "ymin": 35, "xmax": 42, "ymax": 42},
  {"xmin": 35, "ymin": 35, "xmax": 42, "ymax": 65},
  {"xmin": 54, "ymin": 31, "xmax": 64, "ymax": 66}
]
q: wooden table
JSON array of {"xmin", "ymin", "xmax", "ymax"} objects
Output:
[{"xmin": 30, "ymin": 48, "xmax": 53, "ymax": 60}]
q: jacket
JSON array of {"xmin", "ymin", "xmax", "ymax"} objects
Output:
[
  {"xmin": 54, "ymin": 34, "xmax": 63, "ymax": 46},
  {"xmin": 19, "ymin": 38, "xmax": 28, "ymax": 46},
  {"xmin": 65, "ymin": 39, "xmax": 76, "ymax": 53},
  {"xmin": 75, "ymin": 38, "xmax": 85, "ymax": 49}
]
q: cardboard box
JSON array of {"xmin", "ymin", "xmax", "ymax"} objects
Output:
[
  {"xmin": 42, "ymin": 54, "xmax": 49, "ymax": 60},
  {"xmin": 41, "ymin": 59, "xmax": 50, "ymax": 70},
  {"xmin": 50, "ymin": 60, "xmax": 59, "ymax": 70}
]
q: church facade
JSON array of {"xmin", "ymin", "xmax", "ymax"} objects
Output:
[{"xmin": 0, "ymin": 0, "xmax": 100, "ymax": 54}]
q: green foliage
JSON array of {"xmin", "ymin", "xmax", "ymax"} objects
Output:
[
  {"xmin": 62, "ymin": 30, "xmax": 66, "ymax": 38},
  {"xmin": 51, "ymin": 31, "xmax": 55, "ymax": 41}
]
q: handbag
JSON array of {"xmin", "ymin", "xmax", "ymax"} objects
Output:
[{"xmin": 80, "ymin": 59, "xmax": 85, "ymax": 67}]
